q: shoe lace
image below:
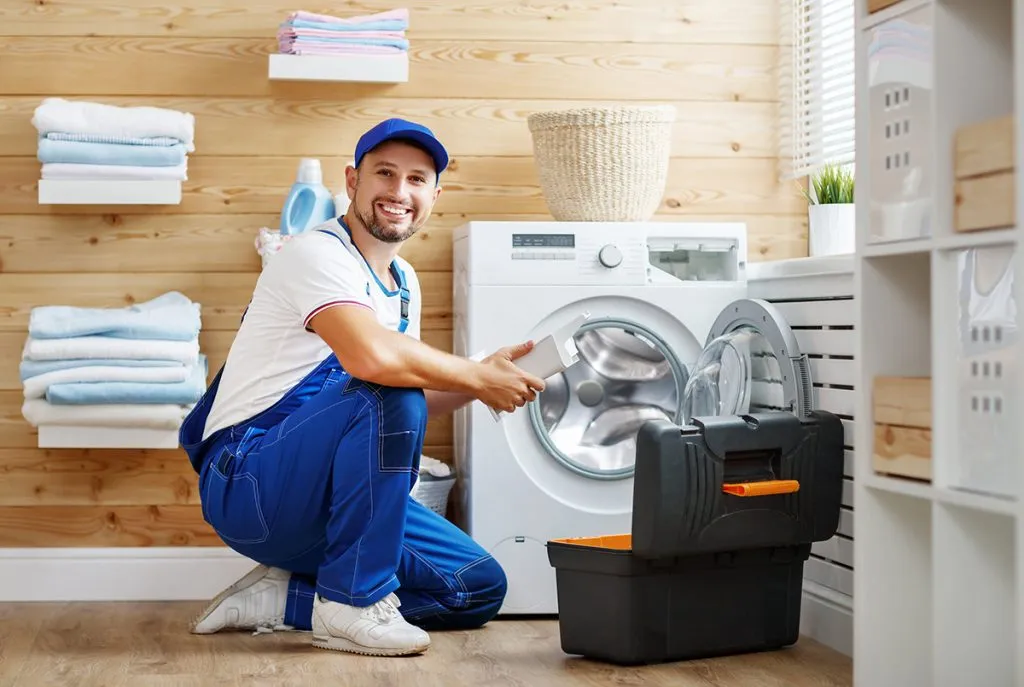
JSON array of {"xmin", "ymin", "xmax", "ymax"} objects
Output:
[
  {"xmin": 363, "ymin": 593, "xmax": 402, "ymax": 625},
  {"xmin": 251, "ymin": 616, "xmax": 291, "ymax": 636},
  {"xmin": 249, "ymin": 589, "xmax": 291, "ymax": 636}
]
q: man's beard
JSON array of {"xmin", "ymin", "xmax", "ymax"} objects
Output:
[{"xmin": 355, "ymin": 201, "xmax": 421, "ymax": 244}]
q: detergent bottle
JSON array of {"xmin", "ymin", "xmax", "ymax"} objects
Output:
[{"xmin": 279, "ymin": 158, "xmax": 336, "ymax": 235}]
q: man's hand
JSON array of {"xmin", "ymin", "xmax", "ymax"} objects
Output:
[
  {"xmin": 425, "ymin": 342, "xmax": 549, "ymax": 416},
  {"xmin": 472, "ymin": 341, "xmax": 547, "ymax": 413}
]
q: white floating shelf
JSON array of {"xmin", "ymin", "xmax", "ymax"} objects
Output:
[
  {"xmin": 268, "ymin": 53, "xmax": 408, "ymax": 83},
  {"xmin": 38, "ymin": 179, "xmax": 182, "ymax": 205},
  {"xmin": 38, "ymin": 425, "xmax": 180, "ymax": 449}
]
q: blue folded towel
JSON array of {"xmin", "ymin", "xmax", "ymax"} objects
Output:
[
  {"xmin": 281, "ymin": 18, "xmax": 408, "ymax": 32},
  {"xmin": 46, "ymin": 355, "xmax": 208, "ymax": 405},
  {"xmin": 19, "ymin": 357, "xmax": 184, "ymax": 381},
  {"xmin": 28, "ymin": 291, "xmax": 201, "ymax": 341},
  {"xmin": 37, "ymin": 137, "xmax": 187, "ymax": 167},
  {"xmin": 283, "ymin": 35, "xmax": 409, "ymax": 50}
]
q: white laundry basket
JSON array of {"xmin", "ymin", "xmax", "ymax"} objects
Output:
[
  {"xmin": 526, "ymin": 105, "xmax": 676, "ymax": 222},
  {"xmin": 410, "ymin": 473, "xmax": 456, "ymax": 517},
  {"xmin": 410, "ymin": 455, "xmax": 456, "ymax": 516}
]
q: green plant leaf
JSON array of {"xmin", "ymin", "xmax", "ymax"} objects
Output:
[{"xmin": 807, "ymin": 162, "xmax": 854, "ymax": 204}]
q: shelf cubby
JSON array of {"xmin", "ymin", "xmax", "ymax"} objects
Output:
[
  {"xmin": 932, "ymin": 502, "xmax": 1015, "ymax": 686},
  {"xmin": 932, "ymin": 242, "xmax": 1018, "ymax": 501},
  {"xmin": 854, "ymin": 488, "xmax": 933, "ymax": 686},
  {"xmin": 861, "ymin": 0, "xmax": 1014, "ymax": 247}
]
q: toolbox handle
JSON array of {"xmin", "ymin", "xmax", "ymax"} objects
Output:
[{"xmin": 721, "ymin": 479, "xmax": 800, "ymax": 497}]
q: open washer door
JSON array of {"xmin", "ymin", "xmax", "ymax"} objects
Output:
[{"xmin": 681, "ymin": 298, "xmax": 814, "ymax": 423}]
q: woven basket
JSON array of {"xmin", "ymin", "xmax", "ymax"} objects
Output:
[
  {"xmin": 410, "ymin": 474, "xmax": 456, "ymax": 517},
  {"xmin": 527, "ymin": 105, "xmax": 675, "ymax": 222}
]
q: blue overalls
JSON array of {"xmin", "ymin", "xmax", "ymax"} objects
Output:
[{"xmin": 179, "ymin": 225, "xmax": 507, "ymax": 632}]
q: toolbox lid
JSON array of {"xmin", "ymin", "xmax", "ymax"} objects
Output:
[
  {"xmin": 629, "ymin": 410, "xmax": 846, "ymax": 559},
  {"xmin": 681, "ymin": 298, "xmax": 813, "ymax": 423}
]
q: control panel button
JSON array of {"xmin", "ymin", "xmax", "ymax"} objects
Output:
[{"xmin": 598, "ymin": 244, "xmax": 623, "ymax": 268}]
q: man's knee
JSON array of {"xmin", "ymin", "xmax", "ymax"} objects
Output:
[
  {"xmin": 346, "ymin": 383, "xmax": 426, "ymax": 472},
  {"xmin": 453, "ymin": 555, "xmax": 507, "ymax": 629},
  {"xmin": 461, "ymin": 554, "xmax": 508, "ymax": 607},
  {"xmin": 381, "ymin": 385, "xmax": 427, "ymax": 423}
]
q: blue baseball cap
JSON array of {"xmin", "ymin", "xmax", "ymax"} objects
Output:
[{"xmin": 354, "ymin": 118, "xmax": 449, "ymax": 177}]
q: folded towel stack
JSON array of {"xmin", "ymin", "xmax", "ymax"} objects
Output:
[
  {"xmin": 32, "ymin": 98, "xmax": 195, "ymax": 182},
  {"xmin": 19, "ymin": 292, "xmax": 207, "ymax": 434},
  {"xmin": 277, "ymin": 8, "xmax": 410, "ymax": 56}
]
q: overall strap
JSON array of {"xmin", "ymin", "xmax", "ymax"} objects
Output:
[
  {"xmin": 389, "ymin": 260, "xmax": 411, "ymax": 334},
  {"xmin": 316, "ymin": 226, "xmax": 410, "ymax": 334}
]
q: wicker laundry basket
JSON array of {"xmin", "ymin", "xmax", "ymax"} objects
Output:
[
  {"xmin": 527, "ymin": 105, "xmax": 676, "ymax": 222},
  {"xmin": 410, "ymin": 472, "xmax": 456, "ymax": 517}
]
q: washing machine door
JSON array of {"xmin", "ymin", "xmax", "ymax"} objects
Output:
[
  {"xmin": 526, "ymin": 315, "xmax": 690, "ymax": 481},
  {"xmin": 681, "ymin": 298, "xmax": 813, "ymax": 423}
]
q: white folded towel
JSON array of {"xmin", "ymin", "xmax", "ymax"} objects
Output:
[
  {"xmin": 22, "ymin": 336, "xmax": 199, "ymax": 366},
  {"xmin": 32, "ymin": 98, "xmax": 196, "ymax": 152},
  {"xmin": 420, "ymin": 455, "xmax": 452, "ymax": 478},
  {"xmin": 41, "ymin": 161, "xmax": 188, "ymax": 181},
  {"xmin": 22, "ymin": 398, "xmax": 191, "ymax": 429},
  {"xmin": 23, "ymin": 364, "xmax": 191, "ymax": 399}
]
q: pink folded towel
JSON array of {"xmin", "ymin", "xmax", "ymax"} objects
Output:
[
  {"xmin": 277, "ymin": 29, "xmax": 406, "ymax": 40},
  {"xmin": 286, "ymin": 8, "xmax": 409, "ymax": 24}
]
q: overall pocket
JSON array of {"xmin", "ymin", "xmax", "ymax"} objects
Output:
[
  {"xmin": 380, "ymin": 429, "xmax": 419, "ymax": 473},
  {"xmin": 201, "ymin": 457, "xmax": 270, "ymax": 545}
]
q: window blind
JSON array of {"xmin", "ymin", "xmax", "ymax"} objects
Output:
[{"xmin": 777, "ymin": 0, "xmax": 856, "ymax": 180}]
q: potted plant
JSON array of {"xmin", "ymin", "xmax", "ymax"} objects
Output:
[{"xmin": 802, "ymin": 163, "xmax": 855, "ymax": 256}]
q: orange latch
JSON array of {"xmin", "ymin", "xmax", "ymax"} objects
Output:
[{"xmin": 721, "ymin": 479, "xmax": 800, "ymax": 497}]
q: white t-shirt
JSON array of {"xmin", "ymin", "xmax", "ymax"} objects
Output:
[{"xmin": 202, "ymin": 219, "xmax": 421, "ymax": 439}]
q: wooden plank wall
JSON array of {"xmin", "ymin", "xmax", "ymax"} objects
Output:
[{"xmin": 0, "ymin": 0, "xmax": 806, "ymax": 547}]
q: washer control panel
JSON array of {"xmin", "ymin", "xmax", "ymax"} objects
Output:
[
  {"xmin": 456, "ymin": 221, "xmax": 747, "ymax": 287},
  {"xmin": 508, "ymin": 232, "xmax": 645, "ymax": 283}
]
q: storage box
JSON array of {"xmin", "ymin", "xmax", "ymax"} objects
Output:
[
  {"xmin": 865, "ymin": 4, "xmax": 935, "ymax": 244},
  {"xmin": 951, "ymin": 245, "xmax": 1018, "ymax": 498},
  {"xmin": 547, "ymin": 411, "xmax": 846, "ymax": 665},
  {"xmin": 872, "ymin": 376, "xmax": 932, "ymax": 481},
  {"xmin": 954, "ymin": 115, "xmax": 1015, "ymax": 233},
  {"xmin": 868, "ymin": 0, "xmax": 903, "ymax": 13}
]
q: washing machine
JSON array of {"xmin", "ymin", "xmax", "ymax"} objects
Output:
[{"xmin": 451, "ymin": 220, "xmax": 760, "ymax": 615}]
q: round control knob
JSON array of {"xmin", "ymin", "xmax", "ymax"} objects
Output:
[{"xmin": 598, "ymin": 244, "xmax": 623, "ymax": 268}]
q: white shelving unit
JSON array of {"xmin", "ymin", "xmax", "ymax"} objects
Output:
[
  {"xmin": 268, "ymin": 53, "xmax": 409, "ymax": 83},
  {"xmin": 853, "ymin": 0, "xmax": 1022, "ymax": 684},
  {"xmin": 37, "ymin": 426, "xmax": 181, "ymax": 449},
  {"xmin": 38, "ymin": 179, "xmax": 182, "ymax": 205}
]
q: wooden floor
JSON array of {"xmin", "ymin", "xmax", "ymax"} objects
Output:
[{"xmin": 0, "ymin": 602, "xmax": 852, "ymax": 687}]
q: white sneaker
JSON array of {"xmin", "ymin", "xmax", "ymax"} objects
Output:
[
  {"xmin": 190, "ymin": 564, "xmax": 294, "ymax": 635},
  {"xmin": 311, "ymin": 592, "xmax": 430, "ymax": 656}
]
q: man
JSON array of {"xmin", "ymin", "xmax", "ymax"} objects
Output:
[{"xmin": 178, "ymin": 118, "xmax": 546, "ymax": 657}]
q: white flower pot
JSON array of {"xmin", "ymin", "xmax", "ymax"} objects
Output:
[{"xmin": 808, "ymin": 203, "xmax": 855, "ymax": 256}]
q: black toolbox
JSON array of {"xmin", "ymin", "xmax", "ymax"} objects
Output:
[{"xmin": 546, "ymin": 410, "xmax": 845, "ymax": 665}]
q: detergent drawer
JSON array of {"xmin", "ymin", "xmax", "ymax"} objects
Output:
[{"xmin": 629, "ymin": 411, "xmax": 845, "ymax": 559}]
